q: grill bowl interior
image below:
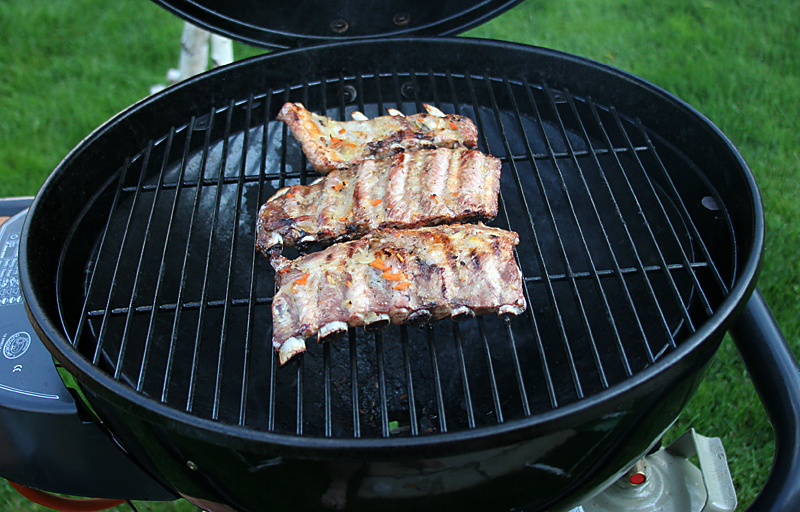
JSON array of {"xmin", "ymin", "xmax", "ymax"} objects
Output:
[
  {"xmin": 20, "ymin": 38, "xmax": 762, "ymax": 512},
  {"xmin": 60, "ymin": 79, "xmax": 718, "ymax": 437}
]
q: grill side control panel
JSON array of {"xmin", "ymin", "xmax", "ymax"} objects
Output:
[
  {"xmin": 0, "ymin": 211, "xmax": 73, "ymax": 412},
  {"xmin": 0, "ymin": 205, "xmax": 175, "ymax": 500}
]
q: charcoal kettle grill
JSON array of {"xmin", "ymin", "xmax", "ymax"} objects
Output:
[{"xmin": 2, "ymin": 1, "xmax": 800, "ymax": 511}]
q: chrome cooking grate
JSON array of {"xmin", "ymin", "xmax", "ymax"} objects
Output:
[{"xmin": 55, "ymin": 70, "xmax": 734, "ymax": 438}]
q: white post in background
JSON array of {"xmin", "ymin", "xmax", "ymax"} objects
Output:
[
  {"xmin": 151, "ymin": 22, "xmax": 234, "ymax": 94},
  {"xmin": 210, "ymin": 34, "xmax": 233, "ymax": 68},
  {"xmin": 177, "ymin": 22, "xmax": 210, "ymax": 80}
]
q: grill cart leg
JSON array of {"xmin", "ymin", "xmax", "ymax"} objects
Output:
[{"xmin": 728, "ymin": 290, "xmax": 800, "ymax": 511}]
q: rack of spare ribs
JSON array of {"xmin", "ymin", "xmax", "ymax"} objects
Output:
[{"xmin": 257, "ymin": 103, "xmax": 526, "ymax": 365}]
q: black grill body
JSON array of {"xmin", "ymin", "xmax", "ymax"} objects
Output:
[{"xmin": 21, "ymin": 39, "xmax": 762, "ymax": 512}]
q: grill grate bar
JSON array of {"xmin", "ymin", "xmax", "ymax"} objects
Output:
[
  {"xmin": 505, "ymin": 146, "xmax": 648, "ymax": 164},
  {"xmin": 337, "ymin": 72, "xmax": 349, "ymax": 120},
  {"xmin": 453, "ymin": 324, "xmax": 477, "ymax": 429},
  {"xmin": 543, "ymin": 83, "xmax": 642, "ymax": 373},
  {"xmin": 137, "ymin": 119, "xmax": 198, "ymax": 392},
  {"xmin": 426, "ymin": 326, "xmax": 448, "ymax": 433},
  {"xmin": 185, "ymin": 101, "xmax": 236, "ymax": 414},
  {"xmin": 239, "ymin": 92, "xmax": 272, "ymax": 426},
  {"xmin": 400, "ymin": 327, "xmax": 420, "ymax": 436},
  {"xmin": 634, "ymin": 118, "xmax": 729, "ymax": 296},
  {"xmin": 267, "ymin": 343, "xmax": 278, "ymax": 432},
  {"xmin": 373, "ymin": 68, "xmax": 386, "ymax": 120},
  {"xmin": 392, "ymin": 69, "xmax": 526, "ymax": 429},
  {"xmin": 118, "ymin": 147, "xmax": 649, "ymax": 194},
  {"xmin": 366, "ymin": 72, "xmax": 402, "ymax": 437},
  {"xmin": 476, "ymin": 73, "xmax": 586, "ymax": 399},
  {"xmin": 90, "ymin": 151, "xmax": 151, "ymax": 368},
  {"xmin": 584, "ymin": 98, "xmax": 684, "ymax": 348},
  {"xmin": 445, "ymin": 71, "xmax": 460, "ymax": 116},
  {"xmin": 211, "ymin": 95, "xmax": 256, "ymax": 421},
  {"xmin": 277, "ymin": 87, "xmax": 292, "ymax": 190},
  {"xmin": 444, "ymin": 70, "xmax": 522, "ymax": 422},
  {"xmin": 610, "ymin": 107, "xmax": 709, "ymax": 322},
  {"xmin": 391, "ymin": 70, "xmax": 409, "ymax": 115},
  {"xmin": 374, "ymin": 332, "xmax": 391, "ymax": 437},
  {"xmin": 320, "ymin": 78, "xmax": 352, "ymax": 438},
  {"xmin": 523, "ymin": 78, "xmax": 616, "ymax": 387},
  {"xmin": 558, "ymin": 89, "xmax": 659, "ymax": 363},
  {"xmin": 82, "ymin": 261, "xmax": 708, "ymax": 320},
  {"xmin": 349, "ymin": 329, "xmax": 361, "ymax": 438},
  {"xmin": 268, "ymin": 86, "xmax": 285, "ymax": 430},
  {"xmin": 504, "ymin": 320, "xmax": 534, "ymax": 413},
  {"xmin": 89, "ymin": 297, "xmax": 270, "ymax": 317},
  {"xmin": 161, "ymin": 106, "xmax": 216, "ymax": 404},
  {"xmin": 406, "ymin": 70, "xmax": 424, "ymax": 115},
  {"xmin": 323, "ymin": 342, "xmax": 332, "ymax": 437},
  {"xmin": 524, "ymin": 261, "xmax": 709, "ymax": 285},
  {"xmin": 354, "ymin": 72, "xmax": 367, "ymax": 117},
  {"xmin": 295, "ymin": 357, "xmax": 304, "ymax": 435},
  {"xmin": 427, "ymin": 68, "xmax": 445, "ymax": 114},
  {"xmin": 116, "ymin": 134, "xmax": 175, "ymax": 382},
  {"xmin": 477, "ymin": 317, "xmax": 504, "ymax": 423},
  {"xmin": 84, "ymin": 261, "xmax": 708, "ymax": 324},
  {"xmin": 298, "ymin": 81, "xmax": 312, "ymax": 187},
  {"xmin": 464, "ymin": 72, "xmax": 556, "ymax": 409},
  {"xmin": 294, "ymin": 84, "xmax": 311, "ymax": 436}
]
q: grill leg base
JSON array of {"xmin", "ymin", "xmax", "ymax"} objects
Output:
[{"xmin": 568, "ymin": 429, "xmax": 736, "ymax": 512}]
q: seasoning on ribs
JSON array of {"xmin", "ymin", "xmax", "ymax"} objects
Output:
[
  {"xmin": 255, "ymin": 148, "xmax": 502, "ymax": 253},
  {"xmin": 269, "ymin": 224, "xmax": 526, "ymax": 365},
  {"xmin": 277, "ymin": 101, "xmax": 478, "ymax": 174}
]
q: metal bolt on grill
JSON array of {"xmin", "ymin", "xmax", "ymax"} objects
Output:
[{"xmin": 56, "ymin": 70, "xmax": 733, "ymax": 439}]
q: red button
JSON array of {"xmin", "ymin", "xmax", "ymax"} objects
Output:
[{"xmin": 629, "ymin": 473, "xmax": 646, "ymax": 485}]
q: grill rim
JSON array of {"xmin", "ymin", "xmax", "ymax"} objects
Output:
[{"xmin": 20, "ymin": 37, "xmax": 764, "ymax": 457}]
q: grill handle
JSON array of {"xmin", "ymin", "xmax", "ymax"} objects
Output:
[{"xmin": 729, "ymin": 288, "xmax": 800, "ymax": 512}]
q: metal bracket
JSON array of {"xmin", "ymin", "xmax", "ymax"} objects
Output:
[
  {"xmin": 568, "ymin": 429, "xmax": 737, "ymax": 512},
  {"xmin": 666, "ymin": 429, "xmax": 738, "ymax": 512}
]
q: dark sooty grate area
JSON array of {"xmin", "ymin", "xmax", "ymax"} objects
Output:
[{"xmin": 56, "ymin": 71, "xmax": 734, "ymax": 439}]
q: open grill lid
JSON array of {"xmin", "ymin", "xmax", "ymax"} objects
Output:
[{"xmin": 148, "ymin": 0, "xmax": 524, "ymax": 49}]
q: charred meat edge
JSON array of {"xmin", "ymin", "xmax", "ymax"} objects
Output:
[{"xmin": 269, "ymin": 224, "xmax": 526, "ymax": 365}]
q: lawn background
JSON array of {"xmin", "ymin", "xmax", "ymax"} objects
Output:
[{"xmin": 0, "ymin": 0, "xmax": 798, "ymax": 510}]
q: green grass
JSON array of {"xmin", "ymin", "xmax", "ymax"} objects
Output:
[{"xmin": 1, "ymin": 0, "xmax": 798, "ymax": 510}]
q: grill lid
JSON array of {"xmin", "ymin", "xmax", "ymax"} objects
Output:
[{"xmin": 148, "ymin": 0, "xmax": 524, "ymax": 49}]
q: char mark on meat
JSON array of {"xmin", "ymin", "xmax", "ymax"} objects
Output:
[
  {"xmin": 269, "ymin": 224, "xmax": 526, "ymax": 365},
  {"xmin": 255, "ymin": 148, "xmax": 502, "ymax": 254},
  {"xmin": 277, "ymin": 102, "xmax": 478, "ymax": 174}
]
